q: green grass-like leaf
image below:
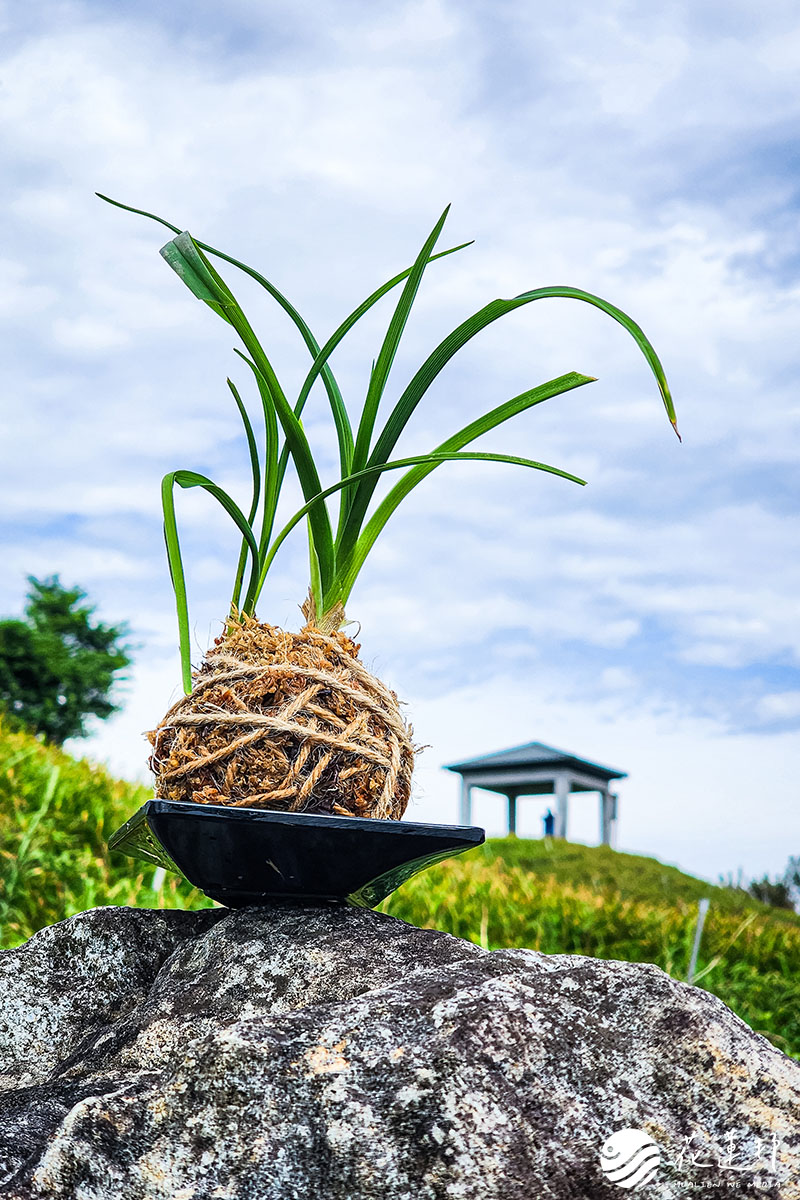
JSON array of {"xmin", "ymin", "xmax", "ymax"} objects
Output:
[
  {"xmin": 336, "ymin": 286, "xmax": 676, "ymax": 571},
  {"xmin": 227, "ymin": 378, "xmax": 261, "ymax": 614},
  {"xmin": 100, "ymin": 196, "xmax": 678, "ymax": 667},
  {"xmin": 96, "ymin": 191, "xmax": 472, "ymax": 492},
  {"xmin": 350, "ymin": 207, "xmax": 449, "ymax": 483},
  {"xmin": 162, "ymin": 470, "xmax": 260, "ymax": 692},
  {"xmin": 331, "ymin": 372, "xmax": 594, "ymax": 604},
  {"xmin": 259, "ymin": 447, "xmax": 586, "ymax": 590}
]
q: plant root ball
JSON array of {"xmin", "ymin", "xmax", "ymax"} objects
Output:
[{"xmin": 147, "ymin": 615, "xmax": 414, "ymax": 819}]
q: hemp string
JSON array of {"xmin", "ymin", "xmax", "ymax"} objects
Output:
[{"xmin": 148, "ymin": 623, "xmax": 415, "ymax": 820}]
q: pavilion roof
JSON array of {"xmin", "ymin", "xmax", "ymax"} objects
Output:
[{"xmin": 444, "ymin": 740, "xmax": 626, "ymax": 781}]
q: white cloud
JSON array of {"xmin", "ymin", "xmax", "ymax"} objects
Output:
[
  {"xmin": 564, "ymin": 32, "xmax": 689, "ymax": 117},
  {"xmin": 52, "ymin": 316, "xmax": 129, "ymax": 353},
  {"xmin": 757, "ymin": 691, "xmax": 800, "ymax": 723},
  {"xmin": 0, "ymin": 258, "xmax": 57, "ymax": 319}
]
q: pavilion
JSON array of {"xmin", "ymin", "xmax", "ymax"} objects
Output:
[{"xmin": 444, "ymin": 741, "xmax": 626, "ymax": 844}]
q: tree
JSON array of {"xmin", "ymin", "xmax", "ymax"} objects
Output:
[
  {"xmin": 0, "ymin": 577, "xmax": 131, "ymax": 745},
  {"xmin": 747, "ymin": 857, "xmax": 800, "ymax": 912}
]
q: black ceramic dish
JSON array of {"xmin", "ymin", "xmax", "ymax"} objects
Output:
[{"xmin": 108, "ymin": 798, "xmax": 485, "ymax": 909}]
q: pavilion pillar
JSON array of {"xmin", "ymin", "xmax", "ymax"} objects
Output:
[
  {"xmin": 506, "ymin": 794, "xmax": 517, "ymax": 837},
  {"xmin": 554, "ymin": 772, "xmax": 570, "ymax": 839},
  {"xmin": 600, "ymin": 788, "xmax": 611, "ymax": 845},
  {"xmin": 609, "ymin": 792, "xmax": 618, "ymax": 847},
  {"xmin": 460, "ymin": 778, "xmax": 473, "ymax": 826}
]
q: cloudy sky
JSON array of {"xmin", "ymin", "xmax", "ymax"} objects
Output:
[{"xmin": 2, "ymin": 0, "xmax": 798, "ymax": 883}]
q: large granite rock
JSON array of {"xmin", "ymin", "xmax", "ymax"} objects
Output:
[{"xmin": 0, "ymin": 904, "xmax": 797, "ymax": 1199}]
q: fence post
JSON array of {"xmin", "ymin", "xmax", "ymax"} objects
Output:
[{"xmin": 687, "ymin": 898, "xmax": 710, "ymax": 984}]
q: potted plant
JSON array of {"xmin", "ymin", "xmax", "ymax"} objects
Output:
[{"xmin": 103, "ymin": 195, "xmax": 677, "ymax": 905}]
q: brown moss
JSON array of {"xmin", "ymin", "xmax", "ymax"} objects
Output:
[{"xmin": 147, "ymin": 614, "xmax": 414, "ymax": 819}]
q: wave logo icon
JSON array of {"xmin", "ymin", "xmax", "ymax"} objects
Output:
[{"xmin": 599, "ymin": 1128, "xmax": 661, "ymax": 1189}]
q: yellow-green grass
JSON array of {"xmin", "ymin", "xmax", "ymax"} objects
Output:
[
  {"xmin": 381, "ymin": 840, "xmax": 800, "ymax": 1058},
  {"xmin": 1, "ymin": 718, "xmax": 796, "ymax": 1057},
  {"xmin": 0, "ymin": 718, "xmax": 211, "ymax": 947}
]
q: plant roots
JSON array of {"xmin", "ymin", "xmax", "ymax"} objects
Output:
[{"xmin": 147, "ymin": 614, "xmax": 414, "ymax": 819}]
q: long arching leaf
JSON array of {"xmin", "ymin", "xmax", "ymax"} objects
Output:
[
  {"xmin": 256, "ymin": 448, "xmax": 585, "ymax": 616},
  {"xmin": 337, "ymin": 287, "xmax": 678, "ymax": 565},
  {"xmin": 162, "ymin": 470, "xmax": 260, "ymax": 692},
  {"xmin": 96, "ymin": 192, "xmax": 351, "ymax": 463},
  {"xmin": 233, "ymin": 348, "xmax": 333, "ymax": 602},
  {"xmin": 226, "ymin": 379, "xmax": 261, "ymax": 613},
  {"xmin": 331, "ymin": 373, "xmax": 594, "ymax": 604},
  {"xmin": 159, "ymin": 232, "xmax": 336, "ymax": 603},
  {"xmin": 230, "ymin": 352, "xmax": 279, "ymax": 555},
  {"xmin": 285, "ymin": 235, "xmax": 474, "ymax": 508},
  {"xmin": 350, "ymin": 207, "xmax": 450, "ymax": 485},
  {"xmin": 96, "ymin": 192, "xmax": 471, "ymax": 489}
]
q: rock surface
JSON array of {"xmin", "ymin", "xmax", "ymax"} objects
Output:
[{"xmin": 0, "ymin": 904, "xmax": 797, "ymax": 1199}]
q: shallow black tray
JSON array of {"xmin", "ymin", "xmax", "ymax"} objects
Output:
[{"xmin": 108, "ymin": 799, "xmax": 485, "ymax": 909}]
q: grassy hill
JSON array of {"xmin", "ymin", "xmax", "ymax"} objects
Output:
[
  {"xmin": 1, "ymin": 718, "xmax": 797, "ymax": 1057},
  {"xmin": 0, "ymin": 718, "xmax": 211, "ymax": 946},
  {"xmin": 381, "ymin": 838, "xmax": 800, "ymax": 1057}
]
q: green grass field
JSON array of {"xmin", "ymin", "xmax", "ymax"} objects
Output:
[
  {"xmin": 1, "ymin": 717, "xmax": 797, "ymax": 1057},
  {"xmin": 0, "ymin": 718, "xmax": 211, "ymax": 946}
]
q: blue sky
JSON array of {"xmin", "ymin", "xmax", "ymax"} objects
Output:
[{"xmin": 1, "ymin": 0, "xmax": 798, "ymax": 881}]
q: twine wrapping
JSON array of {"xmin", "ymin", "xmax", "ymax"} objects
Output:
[{"xmin": 147, "ymin": 616, "xmax": 415, "ymax": 820}]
